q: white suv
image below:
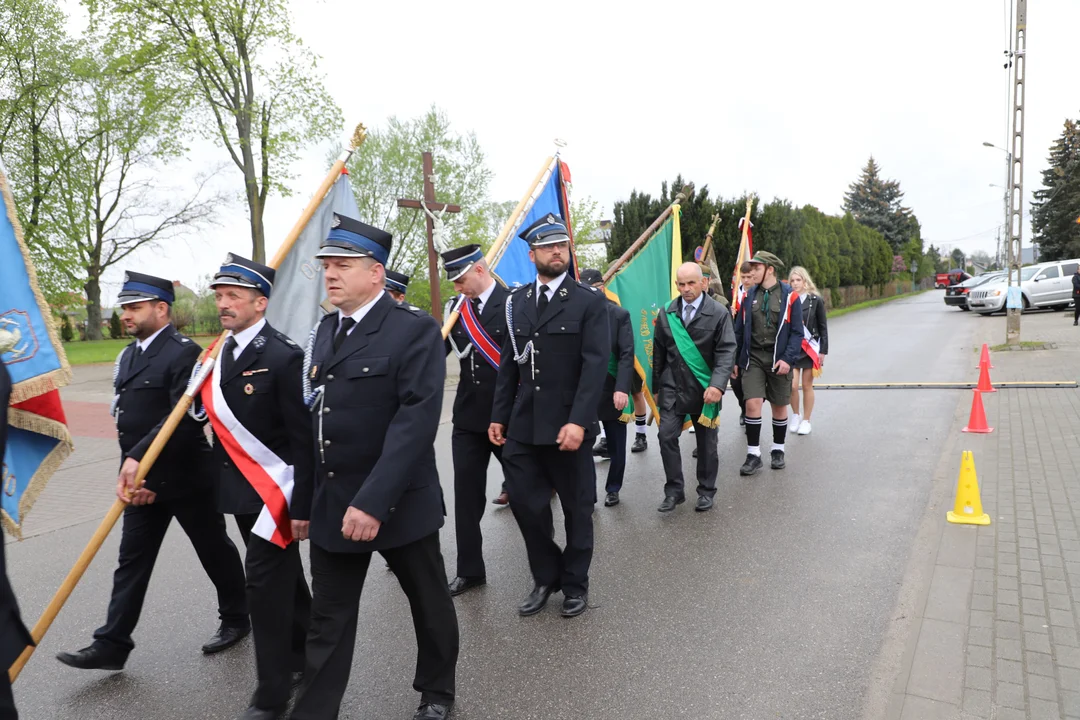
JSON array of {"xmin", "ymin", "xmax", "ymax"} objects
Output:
[{"xmin": 969, "ymin": 259, "xmax": 1080, "ymax": 314}]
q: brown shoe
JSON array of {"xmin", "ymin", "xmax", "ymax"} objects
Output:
[{"xmin": 491, "ymin": 491, "xmax": 509, "ymax": 506}]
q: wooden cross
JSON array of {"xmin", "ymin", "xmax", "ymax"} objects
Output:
[{"xmin": 396, "ymin": 151, "xmax": 461, "ymax": 322}]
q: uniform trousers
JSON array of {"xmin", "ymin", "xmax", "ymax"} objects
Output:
[
  {"xmin": 451, "ymin": 426, "xmax": 504, "ymax": 579},
  {"xmin": 0, "ymin": 675, "xmax": 14, "ymax": 720},
  {"xmin": 658, "ymin": 390, "xmax": 720, "ymax": 500},
  {"xmin": 290, "ymin": 532, "xmax": 459, "ymax": 719},
  {"xmin": 502, "ymin": 440, "xmax": 594, "ymax": 597},
  {"xmin": 93, "ymin": 497, "xmax": 248, "ymax": 655},
  {"xmin": 234, "ymin": 512, "xmax": 311, "ymax": 709},
  {"xmin": 600, "ymin": 420, "xmax": 628, "ymax": 494}
]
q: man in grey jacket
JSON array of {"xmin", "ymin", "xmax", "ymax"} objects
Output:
[{"xmin": 651, "ymin": 263, "xmax": 738, "ymax": 513}]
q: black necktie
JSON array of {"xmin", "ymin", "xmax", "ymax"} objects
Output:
[
  {"xmin": 537, "ymin": 285, "xmax": 550, "ymax": 315},
  {"xmin": 127, "ymin": 345, "xmax": 142, "ymax": 376},
  {"xmin": 334, "ymin": 317, "xmax": 356, "ymax": 353},
  {"xmin": 221, "ymin": 337, "xmax": 237, "ymax": 378},
  {"xmin": 472, "ymin": 296, "xmax": 482, "ymax": 314}
]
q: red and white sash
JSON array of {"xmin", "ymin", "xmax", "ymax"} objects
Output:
[
  {"xmin": 201, "ymin": 350, "xmax": 293, "ymax": 548},
  {"xmin": 801, "ymin": 325, "xmax": 822, "ymax": 369}
]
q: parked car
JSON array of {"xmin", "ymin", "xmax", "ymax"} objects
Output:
[
  {"xmin": 968, "ymin": 259, "xmax": 1080, "ymax": 314},
  {"xmin": 944, "ymin": 272, "xmax": 1005, "ymax": 311}
]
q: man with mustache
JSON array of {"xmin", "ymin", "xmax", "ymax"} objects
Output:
[
  {"xmin": 57, "ymin": 272, "xmax": 248, "ymax": 672},
  {"xmin": 489, "ymin": 214, "xmax": 608, "ymax": 618},
  {"xmin": 202, "ymin": 254, "xmax": 314, "ymax": 720}
]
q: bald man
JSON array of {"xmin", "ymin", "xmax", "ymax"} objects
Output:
[{"xmin": 651, "ymin": 263, "xmax": 737, "ymax": 513}]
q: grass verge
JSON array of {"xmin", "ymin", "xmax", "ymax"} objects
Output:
[
  {"xmin": 63, "ymin": 334, "xmax": 218, "ymax": 365},
  {"xmin": 827, "ymin": 289, "xmax": 930, "ymax": 319}
]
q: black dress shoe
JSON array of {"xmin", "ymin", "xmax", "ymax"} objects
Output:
[
  {"xmin": 695, "ymin": 496, "xmax": 714, "ymax": 512},
  {"xmin": 771, "ymin": 449, "xmax": 786, "ymax": 470},
  {"xmin": 657, "ymin": 495, "xmax": 685, "ymax": 512},
  {"xmin": 739, "ymin": 413, "xmax": 746, "ymax": 426},
  {"xmin": 604, "ymin": 492, "xmax": 620, "ymax": 507},
  {"xmin": 291, "ymin": 670, "xmax": 304, "ymax": 688},
  {"xmin": 631, "ymin": 434, "xmax": 647, "ymax": 453},
  {"xmin": 491, "ymin": 491, "xmax": 509, "ymax": 506},
  {"xmin": 56, "ymin": 645, "xmax": 126, "ymax": 671},
  {"xmin": 518, "ymin": 584, "xmax": 555, "ymax": 616},
  {"xmin": 740, "ymin": 454, "xmax": 763, "ymax": 476},
  {"xmin": 592, "ymin": 437, "xmax": 609, "ymax": 457},
  {"xmin": 413, "ymin": 703, "xmax": 452, "ymax": 720},
  {"xmin": 448, "ymin": 576, "xmax": 486, "ymax": 596},
  {"xmin": 561, "ymin": 594, "xmax": 588, "ymax": 618},
  {"xmin": 202, "ymin": 624, "xmax": 251, "ymax": 654},
  {"xmin": 692, "ymin": 447, "xmax": 698, "ymax": 458},
  {"xmin": 237, "ymin": 704, "xmax": 287, "ymax": 720}
]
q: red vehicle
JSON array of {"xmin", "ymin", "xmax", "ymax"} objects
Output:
[{"xmin": 935, "ymin": 270, "xmax": 970, "ymax": 289}]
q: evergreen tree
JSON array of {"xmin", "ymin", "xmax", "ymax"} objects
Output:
[
  {"xmin": 60, "ymin": 313, "xmax": 74, "ymax": 342},
  {"xmin": 609, "ymin": 189, "xmax": 659, "ymax": 263},
  {"xmin": 109, "ymin": 309, "xmax": 123, "ymax": 339},
  {"xmin": 1031, "ymin": 118, "xmax": 1080, "ymax": 262},
  {"xmin": 843, "ymin": 156, "xmax": 918, "ymax": 252}
]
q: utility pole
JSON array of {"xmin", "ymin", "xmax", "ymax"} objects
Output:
[{"xmin": 1004, "ymin": 0, "xmax": 1027, "ymax": 345}]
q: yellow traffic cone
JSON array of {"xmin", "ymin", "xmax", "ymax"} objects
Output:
[{"xmin": 947, "ymin": 451, "xmax": 991, "ymax": 526}]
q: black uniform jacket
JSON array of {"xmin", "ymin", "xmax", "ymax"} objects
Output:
[
  {"xmin": 114, "ymin": 325, "xmax": 213, "ymax": 500},
  {"xmin": 597, "ymin": 299, "xmax": 634, "ymax": 424},
  {"xmin": 800, "ymin": 293, "xmax": 829, "ymax": 356},
  {"xmin": 209, "ymin": 321, "xmax": 314, "ymax": 517},
  {"xmin": 491, "ymin": 278, "xmax": 609, "ymax": 445},
  {"xmin": 0, "ymin": 364, "xmax": 34, "ymax": 668},
  {"xmin": 294, "ymin": 293, "xmax": 446, "ymax": 554},
  {"xmin": 652, "ymin": 293, "xmax": 738, "ymax": 418},
  {"xmin": 444, "ymin": 283, "xmax": 509, "ymax": 433}
]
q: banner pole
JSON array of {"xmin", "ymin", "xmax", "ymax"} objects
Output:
[{"xmin": 602, "ymin": 185, "xmax": 692, "ymax": 284}]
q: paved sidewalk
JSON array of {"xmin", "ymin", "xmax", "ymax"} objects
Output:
[{"xmin": 883, "ymin": 310, "xmax": 1080, "ymax": 719}]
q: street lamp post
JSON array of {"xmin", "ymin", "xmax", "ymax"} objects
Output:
[{"xmin": 984, "ymin": 140, "xmax": 1018, "ymax": 343}]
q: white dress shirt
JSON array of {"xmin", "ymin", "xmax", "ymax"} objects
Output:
[
  {"xmin": 136, "ymin": 324, "xmax": 169, "ymax": 351},
  {"xmin": 338, "ymin": 290, "xmax": 385, "ymax": 335},
  {"xmin": 535, "ymin": 272, "xmax": 568, "ymax": 304},
  {"xmin": 475, "ymin": 280, "xmax": 497, "ymax": 314},
  {"xmin": 227, "ymin": 318, "xmax": 266, "ymax": 360},
  {"xmin": 681, "ymin": 293, "xmax": 704, "ymax": 323}
]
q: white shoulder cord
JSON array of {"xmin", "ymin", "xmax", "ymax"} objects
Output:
[
  {"xmin": 186, "ymin": 332, "xmax": 236, "ymax": 422},
  {"xmin": 301, "ymin": 319, "xmax": 329, "ymax": 462},
  {"xmin": 109, "ymin": 347, "xmax": 127, "ymax": 423},
  {"xmin": 446, "ymin": 295, "xmax": 473, "ymax": 359},
  {"xmin": 504, "ymin": 294, "xmax": 536, "ymax": 379}
]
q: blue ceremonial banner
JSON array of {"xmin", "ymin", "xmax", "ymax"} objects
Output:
[
  {"xmin": 265, "ymin": 171, "xmax": 362, "ymax": 345},
  {"xmin": 1, "ymin": 164, "xmax": 73, "ymax": 535},
  {"xmin": 492, "ymin": 159, "xmax": 577, "ymax": 288}
]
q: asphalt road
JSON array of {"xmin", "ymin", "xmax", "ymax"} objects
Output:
[{"xmin": 8, "ymin": 292, "xmax": 980, "ymax": 720}]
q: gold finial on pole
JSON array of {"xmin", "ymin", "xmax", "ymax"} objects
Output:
[{"xmin": 349, "ymin": 123, "xmax": 368, "ymax": 151}]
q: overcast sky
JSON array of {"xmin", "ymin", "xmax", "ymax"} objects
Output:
[{"xmin": 83, "ymin": 0, "xmax": 1079, "ymax": 299}]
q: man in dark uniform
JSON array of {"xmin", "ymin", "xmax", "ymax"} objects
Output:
[
  {"xmin": 290, "ymin": 215, "xmax": 459, "ymax": 720},
  {"xmin": 652, "ymin": 262, "xmax": 737, "ymax": 513},
  {"xmin": 386, "ymin": 269, "xmax": 411, "ymax": 303},
  {"xmin": 57, "ymin": 272, "xmax": 248, "ymax": 671},
  {"xmin": 440, "ymin": 244, "xmax": 510, "ymax": 596},
  {"xmin": 202, "ymin": 255, "xmax": 313, "ymax": 720},
  {"xmin": 0, "ymin": 362, "xmax": 34, "ymax": 720},
  {"xmin": 488, "ymin": 214, "xmax": 608, "ymax": 618},
  {"xmin": 579, "ymin": 269, "xmax": 633, "ymax": 507}
]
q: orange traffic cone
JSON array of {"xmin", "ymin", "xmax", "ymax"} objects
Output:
[
  {"xmin": 947, "ymin": 450, "xmax": 991, "ymax": 525},
  {"xmin": 975, "ymin": 361, "xmax": 996, "ymax": 393},
  {"xmin": 962, "ymin": 390, "xmax": 993, "ymax": 433},
  {"xmin": 977, "ymin": 343, "xmax": 994, "ymax": 369}
]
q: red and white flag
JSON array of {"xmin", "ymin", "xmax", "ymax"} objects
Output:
[
  {"xmin": 201, "ymin": 347, "xmax": 294, "ymax": 548},
  {"xmin": 801, "ymin": 325, "xmax": 822, "ymax": 370}
]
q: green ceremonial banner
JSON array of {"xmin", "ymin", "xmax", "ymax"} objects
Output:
[{"xmin": 606, "ymin": 207, "xmax": 681, "ymax": 420}]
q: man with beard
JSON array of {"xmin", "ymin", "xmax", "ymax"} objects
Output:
[
  {"xmin": 440, "ymin": 244, "xmax": 510, "ymax": 596},
  {"xmin": 488, "ymin": 214, "xmax": 608, "ymax": 618},
  {"xmin": 57, "ymin": 272, "xmax": 248, "ymax": 671},
  {"xmin": 202, "ymin": 254, "xmax": 313, "ymax": 720},
  {"xmin": 652, "ymin": 263, "xmax": 737, "ymax": 513}
]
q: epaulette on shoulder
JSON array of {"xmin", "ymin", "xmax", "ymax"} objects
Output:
[
  {"xmin": 511, "ymin": 284, "xmax": 531, "ymax": 294},
  {"xmin": 395, "ymin": 303, "xmax": 426, "ymax": 317},
  {"xmin": 170, "ymin": 331, "xmax": 193, "ymax": 345},
  {"xmin": 577, "ymin": 281, "xmax": 599, "ymax": 293},
  {"xmin": 273, "ymin": 330, "xmax": 299, "ymax": 348}
]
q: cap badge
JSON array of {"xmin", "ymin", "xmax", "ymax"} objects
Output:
[{"xmin": 331, "ymin": 215, "xmax": 341, "ymax": 229}]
